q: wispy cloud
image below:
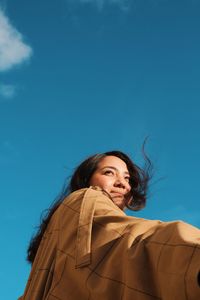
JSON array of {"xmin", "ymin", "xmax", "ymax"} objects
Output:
[
  {"xmin": 0, "ymin": 8, "xmax": 32, "ymax": 72},
  {"xmin": 69, "ymin": 0, "xmax": 130, "ymax": 11},
  {"xmin": 0, "ymin": 83, "xmax": 16, "ymax": 100}
]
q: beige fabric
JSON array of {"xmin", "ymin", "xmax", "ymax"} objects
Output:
[{"xmin": 19, "ymin": 187, "xmax": 200, "ymax": 300}]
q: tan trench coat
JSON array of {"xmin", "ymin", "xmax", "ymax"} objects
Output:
[{"xmin": 19, "ymin": 187, "xmax": 200, "ymax": 300}]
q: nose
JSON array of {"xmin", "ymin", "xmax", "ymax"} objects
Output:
[{"xmin": 114, "ymin": 176, "xmax": 128, "ymax": 190}]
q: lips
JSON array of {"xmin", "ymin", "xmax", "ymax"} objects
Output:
[{"xmin": 111, "ymin": 191, "xmax": 124, "ymax": 197}]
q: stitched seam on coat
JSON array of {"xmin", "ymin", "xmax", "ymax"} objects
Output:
[
  {"xmin": 76, "ymin": 188, "xmax": 97, "ymax": 267},
  {"xmin": 49, "ymin": 254, "xmax": 68, "ymax": 296},
  {"xmin": 89, "ymin": 272, "xmax": 161, "ymax": 299},
  {"xmin": 89, "ymin": 219, "xmax": 199, "ymax": 249},
  {"xmin": 47, "ymin": 294, "xmax": 62, "ymax": 299},
  {"xmin": 85, "ymin": 230, "xmax": 161, "ymax": 299},
  {"xmin": 184, "ymin": 244, "xmax": 198, "ymax": 300},
  {"xmin": 84, "ymin": 225, "xmax": 162, "ymax": 298}
]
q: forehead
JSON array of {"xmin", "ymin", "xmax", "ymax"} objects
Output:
[{"xmin": 98, "ymin": 155, "xmax": 129, "ymax": 172}]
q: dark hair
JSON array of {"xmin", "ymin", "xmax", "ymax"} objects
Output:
[{"xmin": 27, "ymin": 144, "xmax": 153, "ymax": 264}]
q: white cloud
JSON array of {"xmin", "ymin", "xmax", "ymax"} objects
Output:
[
  {"xmin": 71, "ymin": 0, "xmax": 130, "ymax": 11},
  {"xmin": 0, "ymin": 83, "xmax": 16, "ymax": 99},
  {"xmin": 0, "ymin": 8, "xmax": 32, "ymax": 72}
]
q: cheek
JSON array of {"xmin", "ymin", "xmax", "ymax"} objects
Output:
[{"xmin": 90, "ymin": 176, "xmax": 112, "ymax": 190}]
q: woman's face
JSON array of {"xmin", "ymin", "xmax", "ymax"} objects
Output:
[{"xmin": 89, "ymin": 155, "xmax": 131, "ymax": 210}]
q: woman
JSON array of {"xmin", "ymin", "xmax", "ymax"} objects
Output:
[{"xmin": 19, "ymin": 151, "xmax": 200, "ymax": 300}]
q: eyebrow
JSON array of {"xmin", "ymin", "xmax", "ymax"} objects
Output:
[{"xmin": 100, "ymin": 166, "xmax": 130, "ymax": 175}]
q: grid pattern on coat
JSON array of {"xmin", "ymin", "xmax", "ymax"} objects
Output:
[{"xmin": 20, "ymin": 188, "xmax": 200, "ymax": 300}]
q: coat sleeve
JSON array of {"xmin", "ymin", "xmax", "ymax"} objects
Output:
[
  {"xmin": 19, "ymin": 187, "xmax": 200, "ymax": 300},
  {"xmin": 75, "ymin": 187, "xmax": 200, "ymax": 299}
]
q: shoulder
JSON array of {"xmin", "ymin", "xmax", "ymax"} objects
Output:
[
  {"xmin": 61, "ymin": 186, "xmax": 111, "ymax": 207},
  {"xmin": 66, "ymin": 186, "xmax": 110, "ymax": 200}
]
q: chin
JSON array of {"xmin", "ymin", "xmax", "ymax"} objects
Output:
[{"xmin": 112, "ymin": 198, "xmax": 125, "ymax": 210}]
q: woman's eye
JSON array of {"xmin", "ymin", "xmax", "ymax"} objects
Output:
[
  {"xmin": 125, "ymin": 177, "xmax": 130, "ymax": 182},
  {"xmin": 104, "ymin": 170, "xmax": 114, "ymax": 175}
]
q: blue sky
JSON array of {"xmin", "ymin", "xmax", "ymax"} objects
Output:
[{"xmin": 1, "ymin": 0, "xmax": 200, "ymax": 298}]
